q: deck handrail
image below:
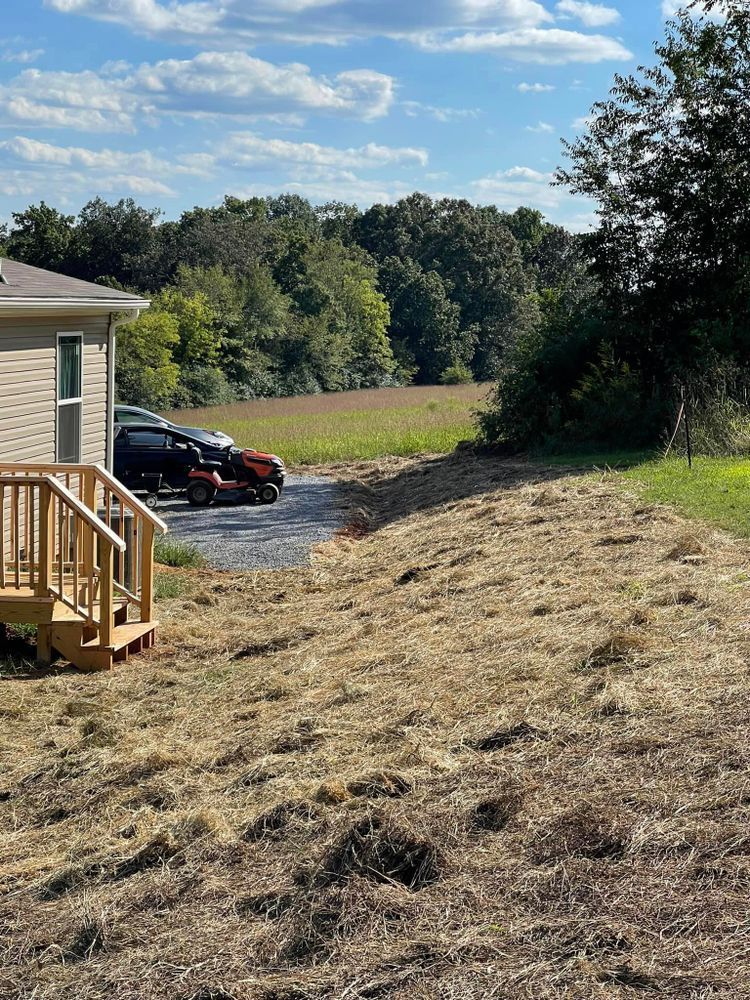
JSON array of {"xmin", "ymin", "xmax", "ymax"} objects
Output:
[
  {"xmin": 0, "ymin": 461, "xmax": 168, "ymax": 535},
  {"xmin": 0, "ymin": 474, "xmax": 126, "ymax": 552},
  {"xmin": 92, "ymin": 464, "xmax": 168, "ymax": 535}
]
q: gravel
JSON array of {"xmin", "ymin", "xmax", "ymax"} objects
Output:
[{"xmin": 158, "ymin": 474, "xmax": 345, "ymax": 571}]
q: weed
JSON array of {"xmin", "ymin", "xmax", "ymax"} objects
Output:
[
  {"xmin": 154, "ymin": 573, "xmax": 187, "ymax": 600},
  {"xmin": 154, "ymin": 537, "xmax": 206, "ymax": 569}
]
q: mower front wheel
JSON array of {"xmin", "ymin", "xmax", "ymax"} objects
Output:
[
  {"xmin": 257, "ymin": 482, "xmax": 280, "ymax": 505},
  {"xmin": 187, "ymin": 480, "xmax": 217, "ymax": 507}
]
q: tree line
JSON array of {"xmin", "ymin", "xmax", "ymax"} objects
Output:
[
  {"xmin": 0, "ymin": 192, "xmax": 587, "ymax": 411},
  {"xmin": 480, "ymin": 0, "xmax": 750, "ymax": 452}
]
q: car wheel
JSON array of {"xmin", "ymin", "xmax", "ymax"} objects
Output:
[
  {"xmin": 257, "ymin": 482, "xmax": 280, "ymax": 505},
  {"xmin": 187, "ymin": 481, "xmax": 217, "ymax": 507}
]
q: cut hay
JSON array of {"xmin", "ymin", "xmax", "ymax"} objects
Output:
[{"xmin": 2, "ymin": 451, "xmax": 750, "ymax": 997}]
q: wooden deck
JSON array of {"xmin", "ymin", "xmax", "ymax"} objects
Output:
[{"xmin": 0, "ymin": 462, "xmax": 167, "ymax": 671}]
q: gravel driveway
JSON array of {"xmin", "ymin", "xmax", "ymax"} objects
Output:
[{"xmin": 158, "ymin": 474, "xmax": 344, "ymax": 570}]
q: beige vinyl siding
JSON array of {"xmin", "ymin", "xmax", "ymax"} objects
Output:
[
  {"xmin": 81, "ymin": 329, "xmax": 108, "ymax": 464},
  {"xmin": 0, "ymin": 315, "xmax": 110, "ymax": 465}
]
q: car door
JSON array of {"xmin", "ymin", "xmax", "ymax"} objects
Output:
[
  {"xmin": 161, "ymin": 432, "xmax": 201, "ymax": 488},
  {"xmin": 119, "ymin": 428, "xmax": 171, "ymax": 486}
]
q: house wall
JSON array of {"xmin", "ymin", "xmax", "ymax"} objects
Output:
[{"xmin": 0, "ymin": 314, "xmax": 111, "ymax": 465}]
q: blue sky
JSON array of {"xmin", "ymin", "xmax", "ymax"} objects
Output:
[{"xmin": 0, "ymin": 1, "xmax": 690, "ymax": 231}]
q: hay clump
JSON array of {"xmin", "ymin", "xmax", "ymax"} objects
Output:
[
  {"xmin": 666, "ymin": 533, "xmax": 707, "ymax": 562},
  {"xmin": 578, "ymin": 632, "xmax": 649, "ymax": 671},
  {"xmin": 243, "ymin": 800, "xmax": 320, "ymax": 843},
  {"xmin": 528, "ymin": 803, "xmax": 629, "ymax": 864},
  {"xmin": 472, "ymin": 721, "xmax": 547, "ymax": 752},
  {"xmin": 315, "ymin": 814, "xmax": 441, "ymax": 891}
]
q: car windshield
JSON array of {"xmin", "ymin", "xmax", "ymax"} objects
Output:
[{"xmin": 116, "ymin": 408, "xmax": 164, "ymax": 426}]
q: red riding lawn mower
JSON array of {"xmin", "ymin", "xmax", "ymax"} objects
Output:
[{"xmin": 187, "ymin": 447, "xmax": 286, "ymax": 507}]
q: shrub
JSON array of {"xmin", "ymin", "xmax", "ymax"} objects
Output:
[
  {"xmin": 154, "ymin": 537, "xmax": 205, "ymax": 569},
  {"xmin": 439, "ymin": 363, "xmax": 473, "ymax": 385}
]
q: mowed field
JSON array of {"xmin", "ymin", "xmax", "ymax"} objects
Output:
[
  {"xmin": 164, "ymin": 383, "xmax": 491, "ymax": 465},
  {"xmin": 4, "ymin": 452, "xmax": 750, "ymax": 997}
]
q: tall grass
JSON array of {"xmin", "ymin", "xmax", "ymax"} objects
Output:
[{"xmin": 164, "ymin": 384, "xmax": 490, "ymax": 465}]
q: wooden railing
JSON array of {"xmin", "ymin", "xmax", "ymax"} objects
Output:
[{"xmin": 0, "ymin": 463, "xmax": 167, "ymax": 640}]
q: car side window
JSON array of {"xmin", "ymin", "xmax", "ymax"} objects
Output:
[{"xmin": 127, "ymin": 430, "xmax": 168, "ymax": 447}]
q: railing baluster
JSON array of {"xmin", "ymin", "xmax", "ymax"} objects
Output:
[
  {"xmin": 72, "ymin": 516, "xmax": 79, "ymax": 613},
  {"xmin": 23, "ymin": 483, "xmax": 29, "ymax": 577},
  {"xmin": 0, "ymin": 483, "xmax": 5, "ymax": 590},
  {"xmin": 57, "ymin": 493, "xmax": 64, "ymax": 601},
  {"xmin": 28, "ymin": 486, "xmax": 35, "ymax": 590},
  {"xmin": 14, "ymin": 486, "xmax": 20, "ymax": 590}
]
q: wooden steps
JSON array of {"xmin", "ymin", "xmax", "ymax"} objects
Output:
[{"xmin": 50, "ymin": 619, "xmax": 157, "ymax": 672}]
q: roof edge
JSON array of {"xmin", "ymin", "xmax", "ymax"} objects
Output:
[{"xmin": 0, "ymin": 297, "xmax": 151, "ymax": 313}]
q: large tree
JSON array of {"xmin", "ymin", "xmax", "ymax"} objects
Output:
[
  {"xmin": 6, "ymin": 203, "xmax": 75, "ymax": 272},
  {"xmin": 558, "ymin": 0, "xmax": 750, "ymax": 387}
]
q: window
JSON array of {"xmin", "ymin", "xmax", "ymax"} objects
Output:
[
  {"xmin": 116, "ymin": 408, "xmax": 164, "ymax": 426},
  {"xmin": 57, "ymin": 334, "xmax": 82, "ymax": 463},
  {"xmin": 127, "ymin": 429, "xmax": 169, "ymax": 447}
]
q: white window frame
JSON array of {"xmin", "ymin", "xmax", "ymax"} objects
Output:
[{"xmin": 56, "ymin": 331, "xmax": 84, "ymax": 464}]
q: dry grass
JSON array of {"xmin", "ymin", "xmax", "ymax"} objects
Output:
[{"xmin": 3, "ymin": 452, "xmax": 750, "ymax": 998}]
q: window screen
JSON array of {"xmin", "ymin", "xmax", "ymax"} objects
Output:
[{"xmin": 58, "ymin": 402, "xmax": 82, "ymax": 463}]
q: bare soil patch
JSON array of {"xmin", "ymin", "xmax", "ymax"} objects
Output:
[{"xmin": 2, "ymin": 452, "xmax": 750, "ymax": 998}]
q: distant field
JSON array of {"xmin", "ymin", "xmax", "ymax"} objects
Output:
[{"xmin": 165, "ymin": 384, "xmax": 491, "ymax": 465}]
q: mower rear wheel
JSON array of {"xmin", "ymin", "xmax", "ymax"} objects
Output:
[
  {"xmin": 187, "ymin": 481, "xmax": 217, "ymax": 507},
  {"xmin": 257, "ymin": 482, "xmax": 280, "ymax": 505}
]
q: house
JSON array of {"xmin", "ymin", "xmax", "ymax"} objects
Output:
[{"xmin": 0, "ymin": 258, "xmax": 167, "ymax": 671}]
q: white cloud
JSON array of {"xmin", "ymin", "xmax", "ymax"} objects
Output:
[
  {"xmin": 234, "ymin": 170, "xmax": 416, "ymax": 208},
  {"xmin": 0, "ymin": 53, "xmax": 395, "ymax": 134},
  {"xmin": 42, "ymin": 0, "xmax": 638, "ymax": 67},
  {"xmin": 44, "ymin": 0, "xmax": 222, "ymax": 41},
  {"xmin": 517, "ymin": 81, "xmax": 555, "ymax": 92},
  {"xmin": 132, "ymin": 52, "xmax": 395, "ymax": 121},
  {"xmin": 662, "ymin": 1, "xmax": 726, "ymax": 18},
  {"xmin": 402, "ymin": 100, "xmax": 481, "ymax": 121},
  {"xmin": 2, "ymin": 95, "xmax": 135, "ymax": 133},
  {"xmin": 221, "ymin": 132, "xmax": 428, "ymax": 170},
  {"xmin": 0, "ymin": 68, "xmax": 139, "ymax": 133},
  {"xmin": 469, "ymin": 165, "xmax": 595, "ymax": 229},
  {"xmin": 1, "ymin": 47, "xmax": 44, "ymax": 64},
  {"xmin": 418, "ymin": 28, "xmax": 632, "ymax": 63},
  {"xmin": 526, "ymin": 120, "xmax": 555, "ymax": 132},
  {"xmin": 555, "ymin": 0, "xmax": 621, "ymax": 27},
  {"xmin": 0, "ymin": 135, "xmax": 224, "ymax": 198}
]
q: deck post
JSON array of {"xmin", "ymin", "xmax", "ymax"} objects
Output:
[
  {"xmin": 141, "ymin": 521, "xmax": 155, "ymax": 623},
  {"xmin": 82, "ymin": 468, "xmax": 97, "ymax": 578},
  {"xmin": 37, "ymin": 482, "xmax": 54, "ymax": 598},
  {"xmin": 99, "ymin": 540, "xmax": 114, "ymax": 650}
]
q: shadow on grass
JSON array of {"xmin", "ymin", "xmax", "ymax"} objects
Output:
[{"xmin": 338, "ymin": 446, "xmax": 636, "ymax": 532}]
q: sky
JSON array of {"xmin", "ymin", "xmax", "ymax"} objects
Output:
[{"xmin": 0, "ymin": 1, "xmax": 696, "ymax": 232}]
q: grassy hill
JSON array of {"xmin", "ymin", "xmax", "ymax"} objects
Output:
[{"xmin": 2, "ymin": 452, "xmax": 750, "ymax": 997}]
